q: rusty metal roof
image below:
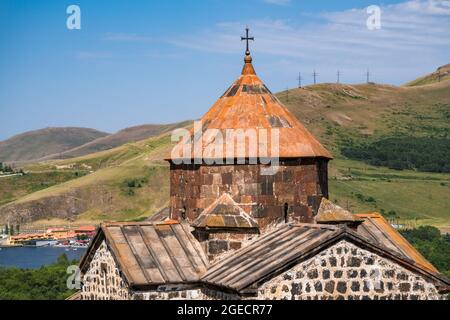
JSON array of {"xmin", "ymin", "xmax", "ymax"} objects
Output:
[
  {"xmin": 145, "ymin": 207, "xmax": 170, "ymax": 222},
  {"xmin": 169, "ymin": 54, "xmax": 332, "ymax": 161},
  {"xmin": 355, "ymin": 213, "xmax": 438, "ymax": 273},
  {"xmin": 202, "ymin": 223, "xmax": 338, "ymax": 292},
  {"xmin": 192, "ymin": 193, "xmax": 259, "ymax": 229},
  {"xmin": 79, "ymin": 221, "xmax": 209, "ymax": 289},
  {"xmin": 202, "ymin": 223, "xmax": 450, "ymax": 294},
  {"xmin": 315, "ymin": 198, "xmax": 363, "ymax": 224}
]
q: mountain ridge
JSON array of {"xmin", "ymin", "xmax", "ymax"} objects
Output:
[
  {"xmin": 1, "ymin": 66, "xmax": 449, "ymax": 228},
  {"xmin": 0, "ymin": 127, "xmax": 108, "ymax": 163},
  {"xmin": 0, "ymin": 121, "xmax": 192, "ymax": 164}
]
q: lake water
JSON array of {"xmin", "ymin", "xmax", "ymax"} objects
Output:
[{"xmin": 0, "ymin": 246, "xmax": 87, "ymax": 269}]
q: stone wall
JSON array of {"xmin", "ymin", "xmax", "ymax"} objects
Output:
[
  {"xmin": 194, "ymin": 229, "xmax": 259, "ymax": 262},
  {"xmin": 81, "ymin": 238, "xmax": 445, "ymax": 300},
  {"xmin": 258, "ymin": 240, "xmax": 445, "ymax": 300},
  {"xmin": 131, "ymin": 285, "xmax": 202, "ymax": 300},
  {"xmin": 170, "ymin": 158, "xmax": 329, "ymax": 230},
  {"xmin": 81, "ymin": 241, "xmax": 204, "ymax": 300},
  {"xmin": 81, "ymin": 241, "xmax": 130, "ymax": 300}
]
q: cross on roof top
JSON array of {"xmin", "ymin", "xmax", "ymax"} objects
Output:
[{"xmin": 241, "ymin": 27, "xmax": 254, "ymax": 56}]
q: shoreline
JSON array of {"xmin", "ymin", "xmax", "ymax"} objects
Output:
[{"xmin": 0, "ymin": 244, "xmax": 88, "ymax": 249}]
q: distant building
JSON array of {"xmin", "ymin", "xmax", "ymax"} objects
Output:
[
  {"xmin": 78, "ymin": 33, "xmax": 450, "ymax": 300},
  {"xmin": 74, "ymin": 225, "xmax": 97, "ymax": 237}
]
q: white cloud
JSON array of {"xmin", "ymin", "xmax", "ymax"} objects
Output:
[{"xmin": 169, "ymin": 0, "xmax": 450, "ymax": 85}]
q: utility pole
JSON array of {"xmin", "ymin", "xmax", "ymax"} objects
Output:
[
  {"xmin": 297, "ymin": 72, "xmax": 302, "ymax": 88},
  {"xmin": 337, "ymin": 70, "xmax": 341, "ymax": 84},
  {"xmin": 312, "ymin": 70, "xmax": 318, "ymax": 85},
  {"xmin": 366, "ymin": 69, "xmax": 370, "ymax": 84}
]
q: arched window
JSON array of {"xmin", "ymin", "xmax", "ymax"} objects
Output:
[{"xmin": 284, "ymin": 203, "xmax": 289, "ymax": 223}]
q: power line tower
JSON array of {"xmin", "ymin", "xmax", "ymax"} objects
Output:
[
  {"xmin": 366, "ymin": 69, "xmax": 370, "ymax": 84},
  {"xmin": 312, "ymin": 70, "xmax": 318, "ymax": 85},
  {"xmin": 297, "ymin": 72, "xmax": 302, "ymax": 88},
  {"xmin": 337, "ymin": 70, "xmax": 341, "ymax": 84}
]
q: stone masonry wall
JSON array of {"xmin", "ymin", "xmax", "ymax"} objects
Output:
[
  {"xmin": 131, "ymin": 285, "xmax": 202, "ymax": 300},
  {"xmin": 81, "ymin": 241, "xmax": 204, "ymax": 300},
  {"xmin": 259, "ymin": 240, "xmax": 445, "ymax": 300},
  {"xmin": 81, "ymin": 241, "xmax": 130, "ymax": 300},
  {"xmin": 194, "ymin": 230, "xmax": 259, "ymax": 263},
  {"xmin": 170, "ymin": 158, "xmax": 329, "ymax": 231}
]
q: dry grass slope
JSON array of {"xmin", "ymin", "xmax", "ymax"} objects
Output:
[
  {"xmin": 0, "ymin": 127, "xmax": 108, "ymax": 163},
  {"xmin": 0, "ymin": 66, "xmax": 449, "ymax": 228}
]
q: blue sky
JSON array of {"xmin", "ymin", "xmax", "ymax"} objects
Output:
[{"xmin": 0, "ymin": 0, "xmax": 449, "ymax": 140}]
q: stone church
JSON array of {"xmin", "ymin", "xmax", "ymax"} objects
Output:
[{"xmin": 75, "ymin": 31, "xmax": 450, "ymax": 300}]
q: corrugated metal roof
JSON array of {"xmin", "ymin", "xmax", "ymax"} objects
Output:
[
  {"xmin": 192, "ymin": 193, "xmax": 259, "ymax": 229},
  {"xmin": 169, "ymin": 54, "xmax": 332, "ymax": 161},
  {"xmin": 356, "ymin": 213, "xmax": 438, "ymax": 273},
  {"xmin": 80, "ymin": 221, "xmax": 209, "ymax": 288},
  {"xmin": 202, "ymin": 223, "xmax": 450, "ymax": 294},
  {"xmin": 202, "ymin": 223, "xmax": 338, "ymax": 292}
]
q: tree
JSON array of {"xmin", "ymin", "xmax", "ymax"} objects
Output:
[
  {"xmin": 57, "ymin": 253, "xmax": 69, "ymax": 265},
  {"xmin": 16, "ymin": 225, "xmax": 20, "ymax": 234},
  {"xmin": 0, "ymin": 254, "xmax": 78, "ymax": 300},
  {"xmin": 5, "ymin": 224, "xmax": 9, "ymax": 235}
]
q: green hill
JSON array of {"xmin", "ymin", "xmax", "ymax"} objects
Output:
[
  {"xmin": 34, "ymin": 121, "xmax": 192, "ymax": 161},
  {"xmin": 0, "ymin": 133, "xmax": 174, "ymax": 225},
  {"xmin": 0, "ymin": 68, "xmax": 449, "ymax": 229},
  {"xmin": 0, "ymin": 127, "xmax": 108, "ymax": 163}
]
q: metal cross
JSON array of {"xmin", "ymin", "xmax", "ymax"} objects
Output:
[{"xmin": 241, "ymin": 27, "xmax": 254, "ymax": 55}]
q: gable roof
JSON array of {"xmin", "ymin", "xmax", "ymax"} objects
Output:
[
  {"xmin": 168, "ymin": 54, "xmax": 332, "ymax": 161},
  {"xmin": 202, "ymin": 223, "xmax": 450, "ymax": 295},
  {"xmin": 356, "ymin": 213, "xmax": 438, "ymax": 273},
  {"xmin": 315, "ymin": 198, "xmax": 363, "ymax": 224},
  {"xmin": 79, "ymin": 221, "xmax": 209, "ymax": 289},
  {"xmin": 192, "ymin": 193, "xmax": 259, "ymax": 229}
]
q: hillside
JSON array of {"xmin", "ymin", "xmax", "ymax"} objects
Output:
[
  {"xmin": 405, "ymin": 64, "xmax": 450, "ymax": 87},
  {"xmin": 0, "ymin": 127, "xmax": 108, "ymax": 163},
  {"xmin": 0, "ymin": 133, "xmax": 173, "ymax": 225},
  {"xmin": 0, "ymin": 67, "xmax": 449, "ymax": 229},
  {"xmin": 278, "ymin": 80, "xmax": 450, "ymax": 152},
  {"xmin": 34, "ymin": 121, "xmax": 192, "ymax": 161}
]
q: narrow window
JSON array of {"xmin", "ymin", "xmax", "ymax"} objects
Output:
[
  {"xmin": 100, "ymin": 263, "xmax": 107, "ymax": 275},
  {"xmin": 284, "ymin": 203, "xmax": 289, "ymax": 223},
  {"xmin": 181, "ymin": 206, "xmax": 187, "ymax": 221}
]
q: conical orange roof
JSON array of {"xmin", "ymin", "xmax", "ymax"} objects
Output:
[{"xmin": 169, "ymin": 54, "xmax": 332, "ymax": 161}]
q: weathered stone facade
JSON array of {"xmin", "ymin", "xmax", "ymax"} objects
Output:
[
  {"xmin": 170, "ymin": 158, "xmax": 329, "ymax": 230},
  {"xmin": 80, "ymin": 237, "xmax": 447, "ymax": 300},
  {"xmin": 194, "ymin": 229, "xmax": 259, "ymax": 262},
  {"xmin": 131, "ymin": 285, "xmax": 202, "ymax": 300},
  {"xmin": 258, "ymin": 240, "xmax": 445, "ymax": 300},
  {"xmin": 81, "ymin": 241, "xmax": 130, "ymax": 300},
  {"xmin": 81, "ymin": 241, "xmax": 204, "ymax": 300}
]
